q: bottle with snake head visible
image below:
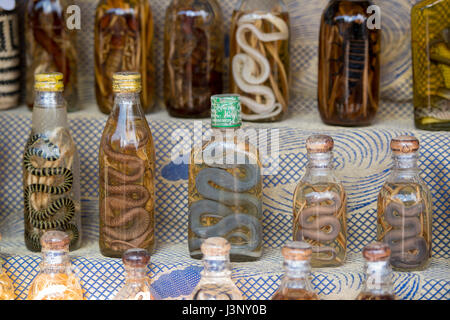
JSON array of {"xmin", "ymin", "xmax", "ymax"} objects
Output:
[
  {"xmin": 191, "ymin": 237, "xmax": 243, "ymax": 300},
  {"xmin": 271, "ymin": 241, "xmax": 320, "ymax": 300},
  {"xmin": 27, "ymin": 231, "xmax": 84, "ymax": 300},
  {"xmin": 229, "ymin": 0, "xmax": 290, "ymax": 122},
  {"xmin": 356, "ymin": 242, "xmax": 396, "ymax": 300},
  {"xmin": 293, "ymin": 135, "xmax": 347, "ymax": 267},
  {"xmin": 22, "ymin": 72, "xmax": 81, "ymax": 252},
  {"xmin": 377, "ymin": 136, "xmax": 432, "ymax": 271},
  {"xmin": 99, "ymin": 72, "xmax": 155, "ymax": 258},
  {"xmin": 188, "ymin": 94, "xmax": 263, "ymax": 262}
]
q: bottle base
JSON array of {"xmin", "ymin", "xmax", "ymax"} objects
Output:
[
  {"xmin": 415, "ymin": 119, "xmax": 450, "ymax": 131},
  {"xmin": 189, "ymin": 252, "xmax": 262, "ymax": 262},
  {"xmin": 167, "ymin": 109, "xmax": 210, "ymax": 119}
]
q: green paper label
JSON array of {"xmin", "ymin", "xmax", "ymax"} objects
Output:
[{"xmin": 211, "ymin": 94, "xmax": 242, "ymax": 128}]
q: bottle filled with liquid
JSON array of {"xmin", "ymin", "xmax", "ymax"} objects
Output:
[
  {"xmin": 164, "ymin": 0, "xmax": 224, "ymax": 118},
  {"xmin": 229, "ymin": 0, "xmax": 290, "ymax": 122},
  {"xmin": 293, "ymin": 135, "xmax": 347, "ymax": 267},
  {"xmin": 188, "ymin": 95, "xmax": 263, "ymax": 262},
  {"xmin": 272, "ymin": 241, "xmax": 320, "ymax": 300},
  {"xmin": 25, "ymin": 0, "xmax": 78, "ymax": 111},
  {"xmin": 191, "ymin": 237, "xmax": 242, "ymax": 300},
  {"xmin": 0, "ymin": 256, "xmax": 14, "ymax": 300},
  {"xmin": 356, "ymin": 242, "xmax": 396, "ymax": 300},
  {"xmin": 23, "ymin": 72, "xmax": 82, "ymax": 252},
  {"xmin": 377, "ymin": 136, "xmax": 432, "ymax": 271},
  {"xmin": 94, "ymin": 0, "xmax": 156, "ymax": 114},
  {"xmin": 318, "ymin": 0, "xmax": 381, "ymax": 126},
  {"xmin": 112, "ymin": 248, "xmax": 153, "ymax": 300},
  {"xmin": 411, "ymin": 0, "xmax": 449, "ymax": 131},
  {"xmin": 99, "ymin": 72, "xmax": 155, "ymax": 258},
  {"xmin": 27, "ymin": 231, "xmax": 84, "ymax": 300}
]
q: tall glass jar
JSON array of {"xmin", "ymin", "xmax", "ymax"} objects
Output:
[
  {"xmin": 23, "ymin": 72, "xmax": 82, "ymax": 252},
  {"xmin": 229, "ymin": 0, "xmax": 290, "ymax": 122},
  {"xmin": 318, "ymin": 0, "xmax": 381, "ymax": 126},
  {"xmin": 377, "ymin": 136, "xmax": 432, "ymax": 271},
  {"xmin": 95, "ymin": 0, "xmax": 156, "ymax": 114},
  {"xmin": 293, "ymin": 135, "xmax": 347, "ymax": 267},
  {"xmin": 25, "ymin": 0, "xmax": 78, "ymax": 111},
  {"xmin": 411, "ymin": 0, "xmax": 449, "ymax": 131},
  {"xmin": 188, "ymin": 95, "xmax": 263, "ymax": 262},
  {"xmin": 164, "ymin": 0, "xmax": 224, "ymax": 118},
  {"xmin": 99, "ymin": 72, "xmax": 155, "ymax": 258}
]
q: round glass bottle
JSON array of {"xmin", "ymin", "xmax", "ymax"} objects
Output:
[
  {"xmin": 356, "ymin": 242, "xmax": 396, "ymax": 300},
  {"xmin": 191, "ymin": 237, "xmax": 242, "ymax": 300},
  {"xmin": 377, "ymin": 136, "xmax": 432, "ymax": 271},
  {"xmin": 27, "ymin": 231, "xmax": 84, "ymax": 300},
  {"xmin": 164, "ymin": 0, "xmax": 224, "ymax": 118},
  {"xmin": 23, "ymin": 72, "xmax": 82, "ymax": 252},
  {"xmin": 293, "ymin": 135, "xmax": 347, "ymax": 267},
  {"xmin": 95, "ymin": 0, "xmax": 156, "ymax": 114},
  {"xmin": 272, "ymin": 241, "xmax": 319, "ymax": 300},
  {"xmin": 318, "ymin": 0, "xmax": 381, "ymax": 126},
  {"xmin": 25, "ymin": 0, "xmax": 78, "ymax": 111},
  {"xmin": 188, "ymin": 95, "xmax": 263, "ymax": 262},
  {"xmin": 99, "ymin": 72, "xmax": 156, "ymax": 258},
  {"xmin": 229, "ymin": 0, "xmax": 290, "ymax": 122}
]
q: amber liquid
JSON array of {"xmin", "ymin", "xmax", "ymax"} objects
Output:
[
  {"xmin": 271, "ymin": 288, "xmax": 320, "ymax": 300},
  {"xmin": 0, "ymin": 270, "xmax": 15, "ymax": 300},
  {"xmin": 28, "ymin": 272, "xmax": 84, "ymax": 300},
  {"xmin": 164, "ymin": 0, "xmax": 224, "ymax": 118},
  {"xmin": 99, "ymin": 116, "xmax": 155, "ymax": 258},
  {"xmin": 356, "ymin": 293, "xmax": 396, "ymax": 300},
  {"xmin": 95, "ymin": 0, "xmax": 156, "ymax": 114},
  {"xmin": 318, "ymin": 0, "xmax": 380, "ymax": 126}
]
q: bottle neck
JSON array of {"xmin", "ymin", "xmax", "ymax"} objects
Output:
[
  {"xmin": 361, "ymin": 261, "xmax": 394, "ymax": 295},
  {"xmin": 279, "ymin": 260, "xmax": 313, "ymax": 290},
  {"xmin": 32, "ymin": 91, "xmax": 68, "ymax": 132},
  {"xmin": 202, "ymin": 255, "xmax": 231, "ymax": 279},
  {"xmin": 306, "ymin": 152, "xmax": 334, "ymax": 173},
  {"xmin": 390, "ymin": 153, "xmax": 420, "ymax": 181},
  {"xmin": 111, "ymin": 92, "xmax": 144, "ymax": 118},
  {"xmin": 124, "ymin": 266, "xmax": 148, "ymax": 284},
  {"xmin": 40, "ymin": 250, "xmax": 71, "ymax": 274}
]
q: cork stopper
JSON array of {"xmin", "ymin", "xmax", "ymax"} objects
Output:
[
  {"xmin": 122, "ymin": 248, "xmax": 150, "ymax": 268},
  {"xmin": 362, "ymin": 242, "xmax": 391, "ymax": 262},
  {"xmin": 40, "ymin": 231, "xmax": 70, "ymax": 251},
  {"xmin": 201, "ymin": 237, "xmax": 231, "ymax": 257},
  {"xmin": 390, "ymin": 136, "xmax": 419, "ymax": 155},
  {"xmin": 113, "ymin": 72, "xmax": 142, "ymax": 93},
  {"xmin": 34, "ymin": 72, "xmax": 64, "ymax": 92},
  {"xmin": 306, "ymin": 135, "xmax": 334, "ymax": 153},
  {"xmin": 281, "ymin": 241, "xmax": 312, "ymax": 261}
]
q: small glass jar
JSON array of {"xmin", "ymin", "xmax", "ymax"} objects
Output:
[
  {"xmin": 191, "ymin": 237, "xmax": 242, "ymax": 300},
  {"xmin": 27, "ymin": 231, "xmax": 84, "ymax": 300},
  {"xmin": 377, "ymin": 136, "xmax": 432, "ymax": 271},
  {"xmin": 164, "ymin": 0, "xmax": 224, "ymax": 118},
  {"xmin": 293, "ymin": 135, "xmax": 347, "ymax": 267},
  {"xmin": 229, "ymin": 0, "xmax": 290, "ymax": 122},
  {"xmin": 356, "ymin": 242, "xmax": 396, "ymax": 300},
  {"xmin": 271, "ymin": 241, "xmax": 319, "ymax": 300},
  {"xmin": 112, "ymin": 248, "xmax": 153, "ymax": 300}
]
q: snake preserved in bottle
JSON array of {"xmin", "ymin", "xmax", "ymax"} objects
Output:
[{"xmin": 23, "ymin": 134, "xmax": 78, "ymax": 251}]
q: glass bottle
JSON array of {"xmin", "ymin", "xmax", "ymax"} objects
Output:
[
  {"xmin": 356, "ymin": 242, "xmax": 396, "ymax": 300},
  {"xmin": 99, "ymin": 72, "xmax": 155, "ymax": 258},
  {"xmin": 229, "ymin": 0, "xmax": 290, "ymax": 122},
  {"xmin": 95, "ymin": 0, "xmax": 156, "ymax": 114},
  {"xmin": 318, "ymin": 0, "xmax": 381, "ymax": 126},
  {"xmin": 188, "ymin": 95, "xmax": 263, "ymax": 262},
  {"xmin": 25, "ymin": 0, "xmax": 78, "ymax": 111},
  {"xmin": 272, "ymin": 241, "xmax": 319, "ymax": 300},
  {"xmin": 293, "ymin": 135, "xmax": 347, "ymax": 267},
  {"xmin": 112, "ymin": 248, "xmax": 153, "ymax": 300},
  {"xmin": 191, "ymin": 237, "xmax": 242, "ymax": 300},
  {"xmin": 0, "ymin": 259, "xmax": 14, "ymax": 300},
  {"xmin": 164, "ymin": 0, "xmax": 224, "ymax": 118},
  {"xmin": 377, "ymin": 136, "xmax": 432, "ymax": 271},
  {"xmin": 411, "ymin": 0, "xmax": 449, "ymax": 131},
  {"xmin": 27, "ymin": 231, "xmax": 84, "ymax": 300},
  {"xmin": 23, "ymin": 72, "xmax": 82, "ymax": 252}
]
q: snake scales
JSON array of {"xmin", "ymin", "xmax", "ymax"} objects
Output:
[
  {"xmin": 100, "ymin": 129, "xmax": 153, "ymax": 253},
  {"xmin": 23, "ymin": 134, "xmax": 78, "ymax": 252}
]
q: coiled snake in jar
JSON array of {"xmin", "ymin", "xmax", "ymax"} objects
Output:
[
  {"xmin": 383, "ymin": 201, "xmax": 428, "ymax": 269},
  {"xmin": 100, "ymin": 130, "xmax": 153, "ymax": 252},
  {"xmin": 295, "ymin": 191, "xmax": 342, "ymax": 261},
  {"xmin": 23, "ymin": 134, "xmax": 78, "ymax": 251},
  {"xmin": 189, "ymin": 159, "xmax": 262, "ymax": 256}
]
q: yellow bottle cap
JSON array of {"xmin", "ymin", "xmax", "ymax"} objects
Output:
[
  {"xmin": 34, "ymin": 72, "xmax": 64, "ymax": 92},
  {"xmin": 113, "ymin": 72, "xmax": 142, "ymax": 93}
]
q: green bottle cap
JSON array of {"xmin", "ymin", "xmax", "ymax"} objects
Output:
[{"xmin": 211, "ymin": 94, "xmax": 242, "ymax": 128}]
